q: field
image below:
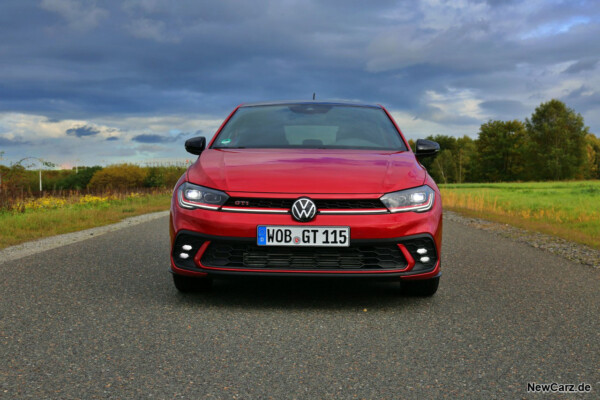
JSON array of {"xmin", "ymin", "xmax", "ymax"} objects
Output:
[
  {"xmin": 0, "ymin": 190, "xmax": 171, "ymax": 249},
  {"xmin": 440, "ymin": 181, "xmax": 600, "ymax": 249}
]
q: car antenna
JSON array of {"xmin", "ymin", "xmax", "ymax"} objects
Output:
[{"xmin": 312, "ymin": 92, "xmax": 316, "ymax": 100}]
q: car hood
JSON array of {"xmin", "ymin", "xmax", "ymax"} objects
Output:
[{"xmin": 187, "ymin": 149, "xmax": 426, "ymax": 194}]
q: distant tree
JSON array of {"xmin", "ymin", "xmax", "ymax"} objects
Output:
[
  {"xmin": 475, "ymin": 120, "xmax": 528, "ymax": 181},
  {"xmin": 419, "ymin": 135, "xmax": 458, "ymax": 180},
  {"xmin": 455, "ymin": 136, "xmax": 476, "ymax": 183},
  {"xmin": 408, "ymin": 138, "xmax": 416, "ymax": 152},
  {"xmin": 417, "ymin": 135, "xmax": 478, "ymax": 183},
  {"xmin": 163, "ymin": 166, "xmax": 186, "ymax": 188},
  {"xmin": 430, "ymin": 149, "xmax": 456, "ymax": 184},
  {"xmin": 144, "ymin": 167, "xmax": 165, "ymax": 188},
  {"xmin": 57, "ymin": 166, "xmax": 102, "ymax": 190},
  {"xmin": 426, "ymin": 135, "xmax": 458, "ymax": 153},
  {"xmin": 144, "ymin": 166, "xmax": 186, "ymax": 188},
  {"xmin": 1, "ymin": 164, "xmax": 28, "ymax": 191},
  {"xmin": 0, "ymin": 164, "xmax": 8, "ymax": 192},
  {"xmin": 582, "ymin": 133, "xmax": 600, "ymax": 179},
  {"xmin": 525, "ymin": 99, "xmax": 588, "ymax": 180},
  {"xmin": 88, "ymin": 164, "xmax": 147, "ymax": 190},
  {"xmin": 38, "ymin": 169, "xmax": 72, "ymax": 190}
]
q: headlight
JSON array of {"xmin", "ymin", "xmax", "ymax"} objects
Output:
[
  {"xmin": 380, "ymin": 185, "xmax": 435, "ymax": 213},
  {"xmin": 177, "ymin": 182, "xmax": 229, "ymax": 210}
]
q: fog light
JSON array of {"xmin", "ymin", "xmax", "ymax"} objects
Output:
[
  {"xmin": 416, "ymin": 248, "xmax": 427, "ymax": 255},
  {"xmin": 420, "ymin": 256, "xmax": 430, "ymax": 263},
  {"xmin": 182, "ymin": 245, "xmax": 192, "ymax": 251},
  {"xmin": 179, "ymin": 253, "xmax": 190, "ymax": 259}
]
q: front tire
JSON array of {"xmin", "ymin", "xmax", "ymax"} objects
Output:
[
  {"xmin": 172, "ymin": 274, "xmax": 212, "ymax": 293},
  {"xmin": 401, "ymin": 277, "xmax": 439, "ymax": 297}
]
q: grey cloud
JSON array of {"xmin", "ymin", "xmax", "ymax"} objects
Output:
[
  {"xmin": 128, "ymin": 18, "xmax": 180, "ymax": 43},
  {"xmin": 106, "ymin": 136, "xmax": 119, "ymax": 141},
  {"xmin": 564, "ymin": 58, "xmax": 599, "ymax": 74},
  {"xmin": 40, "ymin": 0, "xmax": 108, "ymax": 31},
  {"xmin": 132, "ymin": 134, "xmax": 171, "ymax": 143},
  {"xmin": 415, "ymin": 105, "xmax": 481, "ymax": 126},
  {"xmin": 479, "ymin": 100, "xmax": 527, "ymax": 117},
  {"xmin": 0, "ymin": 136, "xmax": 29, "ymax": 146},
  {"xmin": 66, "ymin": 125, "xmax": 100, "ymax": 137},
  {"xmin": 132, "ymin": 132, "xmax": 190, "ymax": 143},
  {"xmin": 563, "ymin": 86, "xmax": 600, "ymax": 113},
  {"xmin": 132, "ymin": 131, "xmax": 197, "ymax": 143}
]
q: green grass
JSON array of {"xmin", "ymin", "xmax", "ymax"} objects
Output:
[
  {"xmin": 440, "ymin": 181, "xmax": 600, "ymax": 249},
  {"xmin": 0, "ymin": 193, "xmax": 171, "ymax": 249}
]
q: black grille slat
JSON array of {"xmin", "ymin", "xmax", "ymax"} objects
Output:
[
  {"xmin": 201, "ymin": 242, "xmax": 407, "ymax": 270},
  {"xmin": 224, "ymin": 198, "xmax": 383, "ymax": 209},
  {"xmin": 316, "ymin": 199, "xmax": 383, "ymax": 209}
]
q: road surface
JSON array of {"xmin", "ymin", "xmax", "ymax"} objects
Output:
[{"xmin": 1, "ymin": 216, "xmax": 598, "ymax": 399}]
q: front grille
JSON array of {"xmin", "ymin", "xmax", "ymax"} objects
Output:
[
  {"xmin": 224, "ymin": 198, "xmax": 383, "ymax": 209},
  {"xmin": 201, "ymin": 241, "xmax": 407, "ymax": 270}
]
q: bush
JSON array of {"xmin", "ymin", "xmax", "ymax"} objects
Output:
[
  {"xmin": 144, "ymin": 166, "xmax": 186, "ymax": 188},
  {"xmin": 56, "ymin": 166, "xmax": 102, "ymax": 190},
  {"xmin": 88, "ymin": 164, "xmax": 147, "ymax": 190}
]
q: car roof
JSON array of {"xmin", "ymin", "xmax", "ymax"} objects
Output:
[{"xmin": 239, "ymin": 100, "xmax": 382, "ymax": 109}]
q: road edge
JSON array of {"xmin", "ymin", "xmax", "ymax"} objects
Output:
[
  {"xmin": 0, "ymin": 210, "xmax": 169, "ymax": 264},
  {"xmin": 444, "ymin": 210, "xmax": 600, "ymax": 268}
]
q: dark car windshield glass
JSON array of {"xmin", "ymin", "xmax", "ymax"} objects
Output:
[{"xmin": 212, "ymin": 104, "xmax": 407, "ymax": 151}]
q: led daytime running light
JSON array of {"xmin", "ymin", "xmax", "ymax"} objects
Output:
[
  {"xmin": 178, "ymin": 182, "xmax": 229, "ymax": 210},
  {"xmin": 380, "ymin": 185, "xmax": 435, "ymax": 213}
]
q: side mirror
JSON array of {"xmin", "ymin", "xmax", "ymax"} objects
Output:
[
  {"xmin": 185, "ymin": 136, "xmax": 206, "ymax": 155},
  {"xmin": 415, "ymin": 139, "xmax": 440, "ymax": 159}
]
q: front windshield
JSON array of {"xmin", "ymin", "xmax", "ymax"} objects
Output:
[{"xmin": 212, "ymin": 104, "xmax": 407, "ymax": 151}]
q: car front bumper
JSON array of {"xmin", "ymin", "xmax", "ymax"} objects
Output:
[{"xmin": 170, "ymin": 198, "xmax": 442, "ymax": 280}]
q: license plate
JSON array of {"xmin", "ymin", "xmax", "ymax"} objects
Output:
[{"xmin": 257, "ymin": 226, "xmax": 350, "ymax": 247}]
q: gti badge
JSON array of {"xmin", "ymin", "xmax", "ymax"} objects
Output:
[{"xmin": 291, "ymin": 198, "xmax": 317, "ymax": 222}]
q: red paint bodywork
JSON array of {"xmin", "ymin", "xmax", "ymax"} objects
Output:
[{"xmin": 170, "ymin": 104, "xmax": 442, "ymax": 280}]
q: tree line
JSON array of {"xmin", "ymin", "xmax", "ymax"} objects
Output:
[
  {"xmin": 411, "ymin": 99, "xmax": 600, "ymax": 183},
  {"xmin": 0, "ymin": 164, "xmax": 187, "ymax": 193}
]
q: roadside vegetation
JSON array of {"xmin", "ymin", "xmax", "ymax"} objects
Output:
[
  {"xmin": 0, "ymin": 190, "xmax": 172, "ymax": 249},
  {"xmin": 0, "ymin": 164, "xmax": 183, "ymax": 249},
  {"xmin": 441, "ymin": 181, "xmax": 600, "ymax": 249}
]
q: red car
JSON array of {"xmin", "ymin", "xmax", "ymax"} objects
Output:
[{"xmin": 170, "ymin": 101, "xmax": 442, "ymax": 296}]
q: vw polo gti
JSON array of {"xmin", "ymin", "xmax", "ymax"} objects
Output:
[{"xmin": 170, "ymin": 101, "xmax": 442, "ymax": 296}]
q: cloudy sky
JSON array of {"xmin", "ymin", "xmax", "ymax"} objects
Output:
[{"xmin": 1, "ymin": 0, "xmax": 599, "ymax": 167}]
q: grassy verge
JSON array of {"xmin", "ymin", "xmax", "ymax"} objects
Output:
[
  {"xmin": 0, "ymin": 193, "xmax": 171, "ymax": 249},
  {"xmin": 440, "ymin": 181, "xmax": 600, "ymax": 250}
]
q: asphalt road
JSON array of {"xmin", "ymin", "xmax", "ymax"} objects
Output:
[{"xmin": 1, "ymin": 216, "xmax": 598, "ymax": 399}]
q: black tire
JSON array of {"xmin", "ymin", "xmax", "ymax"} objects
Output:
[
  {"xmin": 172, "ymin": 274, "xmax": 212, "ymax": 293},
  {"xmin": 401, "ymin": 277, "xmax": 439, "ymax": 297}
]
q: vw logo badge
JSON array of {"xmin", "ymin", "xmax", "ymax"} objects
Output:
[{"xmin": 291, "ymin": 198, "xmax": 317, "ymax": 222}]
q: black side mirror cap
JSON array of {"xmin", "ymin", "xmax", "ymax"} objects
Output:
[
  {"xmin": 415, "ymin": 139, "xmax": 440, "ymax": 159},
  {"xmin": 185, "ymin": 136, "xmax": 206, "ymax": 155}
]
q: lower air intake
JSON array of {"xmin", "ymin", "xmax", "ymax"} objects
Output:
[{"xmin": 201, "ymin": 241, "xmax": 407, "ymax": 270}]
